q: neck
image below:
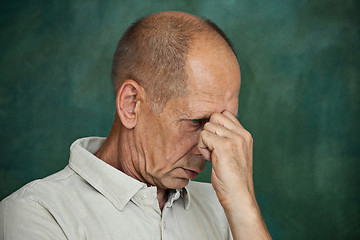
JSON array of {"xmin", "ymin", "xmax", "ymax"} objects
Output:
[{"xmin": 94, "ymin": 116, "xmax": 169, "ymax": 210}]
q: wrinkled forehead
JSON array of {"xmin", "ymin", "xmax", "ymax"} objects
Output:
[
  {"xmin": 178, "ymin": 64, "xmax": 240, "ymax": 118},
  {"xmin": 162, "ymin": 80, "xmax": 239, "ymax": 120}
]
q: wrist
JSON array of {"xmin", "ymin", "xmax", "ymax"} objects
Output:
[
  {"xmin": 218, "ymin": 190, "xmax": 257, "ymax": 210},
  {"xmin": 221, "ymin": 194, "xmax": 271, "ymax": 240}
]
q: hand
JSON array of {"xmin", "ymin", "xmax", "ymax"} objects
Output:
[
  {"xmin": 198, "ymin": 110, "xmax": 255, "ymax": 207},
  {"xmin": 198, "ymin": 111, "xmax": 272, "ymax": 239}
]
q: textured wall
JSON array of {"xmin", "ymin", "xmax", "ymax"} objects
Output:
[{"xmin": 1, "ymin": 0, "xmax": 359, "ymax": 239}]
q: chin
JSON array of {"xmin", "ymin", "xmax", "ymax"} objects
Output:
[{"xmin": 163, "ymin": 178, "xmax": 190, "ymax": 190}]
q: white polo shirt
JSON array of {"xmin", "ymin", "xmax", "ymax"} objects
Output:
[{"xmin": 0, "ymin": 137, "xmax": 232, "ymax": 239}]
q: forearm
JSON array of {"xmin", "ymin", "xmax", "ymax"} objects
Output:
[{"xmin": 223, "ymin": 195, "xmax": 272, "ymax": 240}]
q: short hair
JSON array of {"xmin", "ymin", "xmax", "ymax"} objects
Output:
[{"xmin": 111, "ymin": 12, "xmax": 235, "ymax": 112}]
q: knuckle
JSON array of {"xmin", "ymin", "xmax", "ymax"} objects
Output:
[
  {"xmin": 244, "ymin": 131, "xmax": 253, "ymax": 141},
  {"xmin": 234, "ymin": 133, "xmax": 250, "ymax": 148},
  {"xmin": 234, "ymin": 134, "xmax": 245, "ymax": 143}
]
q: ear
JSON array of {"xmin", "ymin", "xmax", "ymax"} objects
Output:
[{"xmin": 116, "ymin": 80, "xmax": 143, "ymax": 129}]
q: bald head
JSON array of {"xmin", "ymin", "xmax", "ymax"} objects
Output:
[{"xmin": 111, "ymin": 11, "xmax": 236, "ymax": 112}]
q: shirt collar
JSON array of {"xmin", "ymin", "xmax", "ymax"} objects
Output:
[{"xmin": 68, "ymin": 137, "xmax": 191, "ymax": 211}]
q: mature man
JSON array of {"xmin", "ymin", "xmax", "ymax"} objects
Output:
[{"xmin": 0, "ymin": 11, "xmax": 271, "ymax": 239}]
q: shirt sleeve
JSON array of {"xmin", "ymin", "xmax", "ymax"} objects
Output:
[{"xmin": 0, "ymin": 198, "xmax": 67, "ymax": 240}]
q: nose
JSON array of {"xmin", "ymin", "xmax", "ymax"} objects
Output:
[{"xmin": 191, "ymin": 141, "xmax": 202, "ymax": 155}]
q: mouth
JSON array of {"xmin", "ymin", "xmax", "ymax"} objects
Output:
[{"xmin": 182, "ymin": 168, "xmax": 199, "ymax": 180}]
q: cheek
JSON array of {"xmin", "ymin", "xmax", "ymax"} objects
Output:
[
  {"xmin": 135, "ymin": 116, "xmax": 169, "ymax": 161},
  {"xmin": 140, "ymin": 117, "xmax": 200, "ymax": 169},
  {"xmin": 182, "ymin": 130, "xmax": 201, "ymax": 147},
  {"xmin": 165, "ymin": 130, "xmax": 199, "ymax": 160},
  {"xmin": 152, "ymin": 129, "xmax": 199, "ymax": 169}
]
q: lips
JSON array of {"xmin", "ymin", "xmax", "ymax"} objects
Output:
[{"xmin": 183, "ymin": 169, "xmax": 199, "ymax": 180}]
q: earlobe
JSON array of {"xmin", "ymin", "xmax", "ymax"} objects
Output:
[{"xmin": 116, "ymin": 80, "xmax": 143, "ymax": 129}]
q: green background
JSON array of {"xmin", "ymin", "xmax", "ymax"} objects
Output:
[{"xmin": 1, "ymin": 0, "xmax": 359, "ymax": 239}]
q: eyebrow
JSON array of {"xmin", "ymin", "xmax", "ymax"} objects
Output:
[
  {"xmin": 185, "ymin": 113, "xmax": 212, "ymax": 120},
  {"xmin": 182, "ymin": 110, "xmax": 238, "ymax": 120}
]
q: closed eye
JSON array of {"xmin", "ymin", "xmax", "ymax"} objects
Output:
[
  {"xmin": 188, "ymin": 118, "xmax": 209, "ymax": 129},
  {"xmin": 191, "ymin": 119, "xmax": 201, "ymax": 124}
]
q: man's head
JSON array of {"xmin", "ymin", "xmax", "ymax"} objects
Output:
[
  {"xmin": 111, "ymin": 11, "xmax": 236, "ymax": 112},
  {"xmin": 112, "ymin": 11, "xmax": 241, "ymax": 190}
]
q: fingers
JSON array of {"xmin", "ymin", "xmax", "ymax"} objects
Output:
[
  {"xmin": 209, "ymin": 112, "xmax": 245, "ymax": 134},
  {"xmin": 207, "ymin": 112, "xmax": 251, "ymax": 141},
  {"xmin": 204, "ymin": 121, "xmax": 237, "ymax": 139},
  {"xmin": 222, "ymin": 110, "xmax": 241, "ymax": 126},
  {"xmin": 198, "ymin": 130, "xmax": 224, "ymax": 162},
  {"xmin": 204, "ymin": 121, "xmax": 252, "ymax": 148},
  {"xmin": 198, "ymin": 111, "xmax": 253, "ymax": 159},
  {"xmin": 209, "ymin": 112, "xmax": 238, "ymax": 128}
]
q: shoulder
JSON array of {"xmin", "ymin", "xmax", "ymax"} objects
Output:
[
  {"xmin": 1, "ymin": 166, "xmax": 75, "ymax": 204},
  {"xmin": 0, "ymin": 165, "xmax": 81, "ymax": 218},
  {"xmin": 0, "ymin": 167, "xmax": 74, "ymax": 239}
]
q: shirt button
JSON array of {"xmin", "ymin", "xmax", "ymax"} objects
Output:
[
  {"xmin": 140, "ymin": 194, "xmax": 155, "ymax": 206},
  {"xmin": 163, "ymin": 221, "xmax": 166, "ymax": 229}
]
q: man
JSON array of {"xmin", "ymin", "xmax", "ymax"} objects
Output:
[{"xmin": 0, "ymin": 11, "xmax": 271, "ymax": 239}]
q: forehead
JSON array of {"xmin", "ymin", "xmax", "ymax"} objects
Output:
[
  {"xmin": 163, "ymin": 41, "xmax": 241, "ymax": 118},
  {"xmin": 187, "ymin": 57, "xmax": 240, "ymax": 95},
  {"xmin": 184, "ymin": 83, "xmax": 240, "ymax": 118},
  {"xmin": 185, "ymin": 39, "xmax": 241, "ymax": 116}
]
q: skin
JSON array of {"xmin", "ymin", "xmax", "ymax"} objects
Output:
[{"xmin": 96, "ymin": 12, "xmax": 271, "ymax": 239}]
